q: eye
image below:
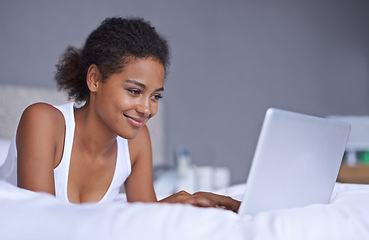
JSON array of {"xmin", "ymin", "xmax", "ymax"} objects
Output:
[
  {"xmin": 127, "ymin": 88, "xmax": 141, "ymax": 95},
  {"xmin": 152, "ymin": 94, "xmax": 163, "ymax": 101}
]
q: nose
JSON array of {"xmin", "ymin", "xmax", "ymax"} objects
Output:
[{"xmin": 136, "ymin": 97, "xmax": 152, "ymax": 118}]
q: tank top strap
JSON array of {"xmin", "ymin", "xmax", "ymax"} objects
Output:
[
  {"xmin": 53, "ymin": 102, "xmax": 76, "ymax": 202},
  {"xmin": 98, "ymin": 136, "xmax": 131, "ymax": 204}
]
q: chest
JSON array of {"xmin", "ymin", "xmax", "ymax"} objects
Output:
[{"xmin": 66, "ymin": 142, "xmax": 118, "ymax": 204}]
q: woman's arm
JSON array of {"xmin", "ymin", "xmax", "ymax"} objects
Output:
[
  {"xmin": 16, "ymin": 103, "xmax": 64, "ymax": 195},
  {"xmin": 125, "ymin": 125, "xmax": 240, "ymax": 212},
  {"xmin": 125, "ymin": 125, "xmax": 157, "ymax": 202}
]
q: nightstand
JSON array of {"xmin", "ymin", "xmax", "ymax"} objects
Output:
[{"xmin": 337, "ymin": 164, "xmax": 369, "ymax": 184}]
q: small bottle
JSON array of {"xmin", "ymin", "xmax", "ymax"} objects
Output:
[
  {"xmin": 176, "ymin": 146, "xmax": 191, "ymax": 177},
  {"xmin": 176, "ymin": 145, "xmax": 196, "ymax": 193}
]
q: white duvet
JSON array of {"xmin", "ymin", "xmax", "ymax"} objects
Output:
[{"xmin": 1, "ymin": 180, "xmax": 369, "ymax": 240}]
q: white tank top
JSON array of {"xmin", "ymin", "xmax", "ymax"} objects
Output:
[{"xmin": 0, "ymin": 103, "xmax": 132, "ymax": 204}]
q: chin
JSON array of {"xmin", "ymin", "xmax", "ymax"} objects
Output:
[{"xmin": 118, "ymin": 129, "xmax": 140, "ymax": 140}]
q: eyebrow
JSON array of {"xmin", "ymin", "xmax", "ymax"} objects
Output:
[{"xmin": 125, "ymin": 80, "xmax": 164, "ymax": 92}]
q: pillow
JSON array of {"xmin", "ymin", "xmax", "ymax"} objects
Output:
[{"xmin": 0, "ymin": 138, "xmax": 11, "ymax": 166}]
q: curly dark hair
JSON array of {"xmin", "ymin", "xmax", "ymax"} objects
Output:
[{"xmin": 55, "ymin": 17, "xmax": 170, "ymax": 103}]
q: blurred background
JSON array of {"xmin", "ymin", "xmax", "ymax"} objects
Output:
[{"xmin": 1, "ymin": 0, "xmax": 368, "ymax": 185}]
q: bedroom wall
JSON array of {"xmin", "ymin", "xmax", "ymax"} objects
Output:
[{"xmin": 1, "ymin": 0, "xmax": 368, "ymax": 184}]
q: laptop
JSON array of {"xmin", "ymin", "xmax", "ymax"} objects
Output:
[{"xmin": 238, "ymin": 108, "xmax": 350, "ymax": 216}]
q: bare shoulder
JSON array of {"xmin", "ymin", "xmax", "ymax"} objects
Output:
[
  {"xmin": 128, "ymin": 125, "xmax": 152, "ymax": 165},
  {"xmin": 17, "ymin": 102, "xmax": 65, "ymax": 142},
  {"xmin": 20, "ymin": 102, "xmax": 64, "ymax": 125},
  {"xmin": 128, "ymin": 125, "xmax": 151, "ymax": 151},
  {"xmin": 22, "ymin": 102, "xmax": 63, "ymax": 119}
]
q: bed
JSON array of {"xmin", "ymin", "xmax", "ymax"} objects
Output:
[
  {"xmin": 1, "ymin": 180, "xmax": 369, "ymax": 239},
  {"xmin": 1, "ymin": 84, "xmax": 369, "ymax": 239}
]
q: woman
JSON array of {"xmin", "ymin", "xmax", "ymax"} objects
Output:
[{"xmin": 4, "ymin": 17, "xmax": 239, "ymax": 211}]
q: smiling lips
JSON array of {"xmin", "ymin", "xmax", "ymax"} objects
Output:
[{"xmin": 124, "ymin": 114, "xmax": 146, "ymax": 128}]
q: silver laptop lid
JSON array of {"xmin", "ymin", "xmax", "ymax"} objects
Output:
[{"xmin": 239, "ymin": 108, "xmax": 350, "ymax": 216}]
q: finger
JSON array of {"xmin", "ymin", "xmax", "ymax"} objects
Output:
[
  {"xmin": 194, "ymin": 192, "xmax": 240, "ymax": 212},
  {"xmin": 187, "ymin": 195, "xmax": 217, "ymax": 208},
  {"xmin": 218, "ymin": 197, "xmax": 241, "ymax": 213},
  {"xmin": 159, "ymin": 190, "xmax": 192, "ymax": 204}
]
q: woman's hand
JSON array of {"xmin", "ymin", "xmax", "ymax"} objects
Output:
[
  {"xmin": 193, "ymin": 192, "xmax": 240, "ymax": 213},
  {"xmin": 159, "ymin": 191, "xmax": 240, "ymax": 213}
]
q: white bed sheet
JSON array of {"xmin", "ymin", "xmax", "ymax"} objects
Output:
[{"xmin": 1, "ymin": 180, "xmax": 369, "ymax": 240}]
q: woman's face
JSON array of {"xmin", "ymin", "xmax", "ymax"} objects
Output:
[{"xmin": 94, "ymin": 58, "xmax": 165, "ymax": 139}]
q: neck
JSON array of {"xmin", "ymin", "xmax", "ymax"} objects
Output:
[{"xmin": 74, "ymin": 104, "xmax": 117, "ymax": 157}]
